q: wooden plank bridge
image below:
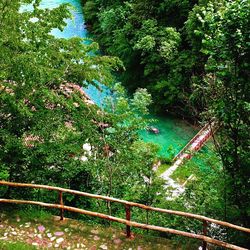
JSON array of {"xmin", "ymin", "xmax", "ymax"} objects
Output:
[
  {"xmin": 161, "ymin": 121, "xmax": 217, "ymax": 181},
  {"xmin": 174, "ymin": 121, "xmax": 217, "ymax": 162}
]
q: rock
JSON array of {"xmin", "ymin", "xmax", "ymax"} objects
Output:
[
  {"xmin": 54, "ymin": 231, "xmax": 64, "ymax": 236},
  {"xmin": 113, "ymin": 238, "xmax": 122, "ymax": 245},
  {"xmin": 100, "ymin": 244, "xmax": 108, "ymax": 250},
  {"xmin": 56, "ymin": 237, "xmax": 64, "ymax": 244},
  {"xmin": 147, "ymin": 126, "xmax": 160, "ymax": 134},
  {"xmin": 54, "ymin": 243, "xmax": 59, "ymax": 248},
  {"xmin": 91, "ymin": 229, "xmax": 99, "ymax": 234},
  {"xmin": 24, "ymin": 222, "xmax": 31, "ymax": 227},
  {"xmin": 93, "ymin": 235, "xmax": 100, "ymax": 241},
  {"xmin": 37, "ymin": 234, "xmax": 42, "ymax": 239},
  {"xmin": 38, "ymin": 225, "xmax": 45, "ymax": 232},
  {"xmin": 11, "ymin": 231, "xmax": 17, "ymax": 235},
  {"xmin": 47, "ymin": 233, "xmax": 52, "ymax": 238},
  {"xmin": 32, "ymin": 242, "xmax": 38, "ymax": 246},
  {"xmin": 50, "ymin": 236, "xmax": 56, "ymax": 241}
]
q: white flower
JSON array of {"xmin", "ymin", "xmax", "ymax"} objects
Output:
[
  {"xmin": 142, "ymin": 175, "xmax": 152, "ymax": 184},
  {"xmin": 82, "ymin": 143, "xmax": 92, "ymax": 151},
  {"xmin": 80, "ymin": 156, "xmax": 88, "ymax": 162}
]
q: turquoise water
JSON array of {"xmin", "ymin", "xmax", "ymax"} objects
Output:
[
  {"xmin": 140, "ymin": 115, "xmax": 196, "ymax": 156},
  {"xmin": 35, "ymin": 0, "xmax": 197, "ymax": 157},
  {"xmin": 43, "ymin": 0, "xmax": 88, "ymax": 39}
]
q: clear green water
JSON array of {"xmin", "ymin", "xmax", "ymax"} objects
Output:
[
  {"xmin": 36, "ymin": 0, "xmax": 198, "ymax": 157},
  {"xmin": 140, "ymin": 114, "xmax": 196, "ymax": 156}
]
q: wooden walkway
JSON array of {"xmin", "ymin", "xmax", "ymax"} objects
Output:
[
  {"xmin": 174, "ymin": 121, "xmax": 217, "ymax": 161},
  {"xmin": 161, "ymin": 121, "xmax": 217, "ymax": 181}
]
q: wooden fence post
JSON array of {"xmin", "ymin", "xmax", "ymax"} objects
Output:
[
  {"xmin": 125, "ymin": 204, "xmax": 131, "ymax": 237},
  {"xmin": 58, "ymin": 191, "xmax": 64, "ymax": 220},
  {"xmin": 202, "ymin": 220, "xmax": 208, "ymax": 250}
]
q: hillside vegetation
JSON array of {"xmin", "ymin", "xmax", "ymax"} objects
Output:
[
  {"xmin": 82, "ymin": 0, "xmax": 249, "ymax": 229},
  {"xmin": 0, "ymin": 0, "xmax": 249, "ymax": 248}
]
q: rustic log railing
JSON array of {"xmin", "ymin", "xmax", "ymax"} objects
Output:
[{"xmin": 0, "ymin": 181, "xmax": 249, "ymax": 250}]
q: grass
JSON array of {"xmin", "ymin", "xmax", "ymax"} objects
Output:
[
  {"xmin": 0, "ymin": 241, "xmax": 37, "ymax": 250},
  {"xmin": 156, "ymin": 163, "xmax": 171, "ymax": 176},
  {"xmin": 0, "ymin": 206, "xmax": 188, "ymax": 249},
  {"xmin": 170, "ymin": 144, "xmax": 222, "ymax": 185},
  {"xmin": 18, "ymin": 207, "xmax": 51, "ymax": 221},
  {"xmin": 170, "ymin": 163, "xmax": 198, "ymax": 185}
]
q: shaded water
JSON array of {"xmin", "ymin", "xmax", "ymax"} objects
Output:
[{"xmin": 36, "ymin": 0, "xmax": 197, "ymax": 157}]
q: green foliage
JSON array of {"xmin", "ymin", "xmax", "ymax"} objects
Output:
[
  {"xmin": 83, "ymin": 0, "xmax": 200, "ymax": 117},
  {"xmin": 196, "ymin": 0, "xmax": 250, "ymax": 229},
  {"xmin": 0, "ymin": 1, "xmax": 167, "ymax": 227},
  {"xmin": 1, "ymin": 0, "xmax": 249, "ymax": 247},
  {"xmin": 83, "ymin": 0, "xmax": 249, "ymax": 240},
  {"xmin": 0, "ymin": 0, "xmax": 163, "ymax": 208},
  {"xmin": 0, "ymin": 241, "xmax": 37, "ymax": 250},
  {"xmin": 17, "ymin": 207, "xmax": 51, "ymax": 221},
  {"xmin": 0, "ymin": 165, "xmax": 9, "ymax": 180},
  {"xmin": 156, "ymin": 164, "xmax": 171, "ymax": 176}
]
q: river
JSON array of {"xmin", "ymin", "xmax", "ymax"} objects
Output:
[{"xmin": 34, "ymin": 0, "xmax": 198, "ymax": 157}]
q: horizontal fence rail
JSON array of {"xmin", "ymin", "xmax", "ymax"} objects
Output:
[{"xmin": 0, "ymin": 181, "xmax": 249, "ymax": 250}]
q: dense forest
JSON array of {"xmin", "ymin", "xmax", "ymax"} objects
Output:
[
  {"xmin": 0, "ymin": 0, "xmax": 249, "ymax": 248},
  {"xmin": 82, "ymin": 0, "xmax": 250, "ymax": 223}
]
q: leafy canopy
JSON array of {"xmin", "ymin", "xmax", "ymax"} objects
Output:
[{"xmin": 0, "ymin": 0, "xmax": 162, "ymax": 209}]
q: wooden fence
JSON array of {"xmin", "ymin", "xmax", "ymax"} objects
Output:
[{"xmin": 0, "ymin": 181, "xmax": 249, "ymax": 250}]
